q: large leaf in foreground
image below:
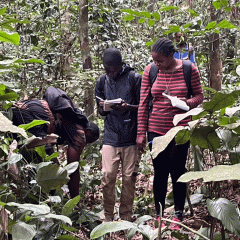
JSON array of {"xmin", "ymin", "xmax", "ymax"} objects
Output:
[
  {"xmin": 6, "ymin": 202, "xmax": 50, "ymax": 215},
  {"xmin": 178, "ymin": 164, "xmax": 240, "ymax": 183},
  {"xmin": 12, "ymin": 222, "xmax": 36, "ymax": 240},
  {"xmin": 36, "ymin": 164, "xmax": 70, "ymax": 193},
  {"xmin": 191, "ymin": 126, "xmax": 220, "ymax": 151},
  {"xmin": 151, "ymin": 126, "xmax": 185, "ymax": 159},
  {"xmin": 90, "ymin": 221, "xmax": 135, "ymax": 239},
  {"xmin": 0, "ymin": 112, "xmax": 27, "ymax": 138},
  {"xmin": 207, "ymin": 198, "xmax": 240, "ymax": 236},
  {"xmin": 0, "ymin": 30, "xmax": 20, "ymax": 45}
]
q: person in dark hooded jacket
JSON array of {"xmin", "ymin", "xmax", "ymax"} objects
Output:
[{"xmin": 95, "ymin": 48, "xmax": 142, "ymax": 221}]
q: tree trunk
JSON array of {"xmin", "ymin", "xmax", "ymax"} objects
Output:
[
  {"xmin": 209, "ymin": 4, "xmax": 222, "ymax": 91},
  {"xmin": 79, "ymin": 0, "xmax": 94, "ymax": 117}
]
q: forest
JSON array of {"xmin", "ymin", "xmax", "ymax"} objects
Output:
[{"xmin": 1, "ymin": 0, "xmax": 240, "ymax": 239}]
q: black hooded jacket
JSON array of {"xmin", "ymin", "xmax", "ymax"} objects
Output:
[{"xmin": 95, "ymin": 64, "xmax": 142, "ymax": 147}]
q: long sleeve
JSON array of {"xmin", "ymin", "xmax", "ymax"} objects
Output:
[{"xmin": 137, "ymin": 64, "xmax": 152, "ymax": 139}]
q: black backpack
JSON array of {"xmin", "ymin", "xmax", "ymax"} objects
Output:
[{"xmin": 148, "ymin": 60, "xmax": 193, "ymax": 113}]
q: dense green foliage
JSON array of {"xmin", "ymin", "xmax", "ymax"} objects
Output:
[{"xmin": 1, "ymin": 0, "xmax": 240, "ymax": 239}]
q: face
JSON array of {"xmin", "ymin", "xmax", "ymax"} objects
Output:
[
  {"xmin": 104, "ymin": 63, "xmax": 122, "ymax": 79},
  {"xmin": 152, "ymin": 51, "xmax": 174, "ymax": 71}
]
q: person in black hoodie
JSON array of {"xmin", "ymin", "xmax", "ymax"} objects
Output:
[
  {"xmin": 12, "ymin": 86, "xmax": 99, "ymax": 199},
  {"xmin": 95, "ymin": 48, "xmax": 142, "ymax": 221}
]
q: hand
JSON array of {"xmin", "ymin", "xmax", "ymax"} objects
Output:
[
  {"xmin": 178, "ymin": 97, "xmax": 187, "ymax": 103},
  {"xmin": 99, "ymin": 100, "xmax": 104, "ymax": 107},
  {"xmin": 136, "ymin": 136, "xmax": 146, "ymax": 153},
  {"xmin": 110, "ymin": 100, "xmax": 129, "ymax": 111}
]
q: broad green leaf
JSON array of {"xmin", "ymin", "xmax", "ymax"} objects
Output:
[
  {"xmin": 62, "ymin": 195, "xmax": 81, "ymax": 216},
  {"xmin": 45, "ymin": 152, "xmax": 59, "ymax": 162},
  {"xmin": 134, "ymin": 215, "xmax": 152, "ymax": 225},
  {"xmin": 98, "ymin": 18, "xmax": 103, "ymax": 22},
  {"xmin": 148, "ymin": 19, "xmax": 155, "ymax": 27},
  {"xmin": 36, "ymin": 164, "xmax": 70, "ymax": 192},
  {"xmin": 212, "ymin": 1, "xmax": 222, "ymax": 9},
  {"xmin": 159, "ymin": 6, "xmax": 179, "ymax": 12},
  {"xmin": 207, "ymin": 198, "xmax": 240, "ymax": 236},
  {"xmin": 35, "ymin": 213, "xmax": 72, "ymax": 226},
  {"xmin": 121, "ymin": 9, "xmax": 141, "ymax": 16},
  {"xmin": 220, "ymin": 0, "xmax": 228, "ymax": 7},
  {"xmin": 14, "ymin": 58, "xmax": 45, "ymax": 64},
  {"xmin": 183, "ymin": 23, "xmax": 193, "ymax": 29},
  {"xmin": 195, "ymin": 227, "xmax": 229, "ymax": 240},
  {"xmin": 138, "ymin": 224, "xmax": 156, "ymax": 240},
  {"xmin": 6, "ymin": 202, "xmax": 50, "ymax": 215},
  {"xmin": 140, "ymin": 11, "xmax": 151, "ymax": 18},
  {"xmin": 205, "ymin": 21, "xmax": 217, "ymax": 30},
  {"xmin": 152, "ymin": 12, "xmax": 160, "ymax": 20},
  {"xmin": 0, "ymin": 7, "xmax": 6, "ymax": 15},
  {"xmin": 191, "ymin": 126, "xmax": 220, "ymax": 151},
  {"xmin": 12, "ymin": 222, "xmax": 36, "ymax": 240},
  {"xmin": 123, "ymin": 15, "xmax": 135, "ymax": 21},
  {"xmin": 64, "ymin": 162, "xmax": 79, "ymax": 175},
  {"xmin": 0, "ymin": 91, "xmax": 18, "ymax": 101},
  {"xmin": 178, "ymin": 163, "xmax": 240, "ymax": 183},
  {"xmin": 216, "ymin": 19, "xmax": 237, "ymax": 29},
  {"xmin": 187, "ymin": 9, "xmax": 198, "ymax": 17},
  {"xmin": 175, "ymin": 129, "xmax": 191, "ymax": 144},
  {"xmin": 138, "ymin": 18, "xmax": 145, "ymax": 24},
  {"xmin": 191, "ymin": 145, "xmax": 204, "ymax": 171},
  {"xmin": 203, "ymin": 92, "xmax": 236, "ymax": 113},
  {"xmin": 218, "ymin": 116, "xmax": 238, "ymax": 126},
  {"xmin": 19, "ymin": 119, "xmax": 48, "ymax": 131},
  {"xmin": 224, "ymin": 6, "xmax": 232, "ymax": 12},
  {"xmin": 0, "ymin": 31, "xmax": 20, "ymax": 45},
  {"xmin": 151, "ymin": 126, "xmax": 185, "ymax": 159},
  {"xmin": 225, "ymin": 106, "xmax": 240, "ymax": 117},
  {"xmin": 90, "ymin": 221, "xmax": 135, "ymax": 239},
  {"xmin": 173, "ymin": 107, "xmax": 204, "ymax": 126},
  {"xmin": 185, "ymin": 194, "xmax": 204, "ymax": 208},
  {"xmin": 0, "ymin": 112, "xmax": 28, "ymax": 138}
]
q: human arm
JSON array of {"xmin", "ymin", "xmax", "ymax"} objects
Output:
[{"xmin": 136, "ymin": 64, "xmax": 152, "ymax": 152}]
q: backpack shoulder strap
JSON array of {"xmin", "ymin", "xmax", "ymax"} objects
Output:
[
  {"xmin": 99, "ymin": 74, "xmax": 106, "ymax": 97},
  {"xmin": 149, "ymin": 63, "xmax": 159, "ymax": 86},
  {"xmin": 182, "ymin": 60, "xmax": 193, "ymax": 98}
]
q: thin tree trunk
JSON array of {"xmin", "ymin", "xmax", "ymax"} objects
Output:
[
  {"xmin": 79, "ymin": 0, "xmax": 94, "ymax": 117},
  {"xmin": 209, "ymin": 4, "xmax": 222, "ymax": 91}
]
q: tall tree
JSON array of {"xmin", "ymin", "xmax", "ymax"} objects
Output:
[
  {"xmin": 79, "ymin": 0, "xmax": 94, "ymax": 117},
  {"xmin": 209, "ymin": 4, "xmax": 222, "ymax": 91}
]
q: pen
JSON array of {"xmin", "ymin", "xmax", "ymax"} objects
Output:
[{"xmin": 96, "ymin": 96, "xmax": 104, "ymax": 101}]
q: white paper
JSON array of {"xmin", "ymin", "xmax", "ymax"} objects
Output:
[
  {"xmin": 162, "ymin": 93, "xmax": 190, "ymax": 111},
  {"xmin": 103, "ymin": 98, "xmax": 123, "ymax": 111}
]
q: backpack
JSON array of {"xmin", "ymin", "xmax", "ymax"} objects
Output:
[{"xmin": 148, "ymin": 60, "xmax": 193, "ymax": 113}]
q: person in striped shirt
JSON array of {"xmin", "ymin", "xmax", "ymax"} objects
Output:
[{"xmin": 136, "ymin": 38, "xmax": 203, "ymax": 224}]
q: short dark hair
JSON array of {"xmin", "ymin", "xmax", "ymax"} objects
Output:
[
  {"xmin": 152, "ymin": 38, "xmax": 176, "ymax": 57},
  {"xmin": 103, "ymin": 48, "xmax": 122, "ymax": 66},
  {"xmin": 85, "ymin": 121, "xmax": 99, "ymax": 144}
]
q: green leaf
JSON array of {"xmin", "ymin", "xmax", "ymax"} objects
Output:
[
  {"xmin": 160, "ymin": 6, "xmax": 179, "ymax": 12},
  {"xmin": 175, "ymin": 129, "xmax": 191, "ymax": 144},
  {"xmin": 36, "ymin": 164, "xmax": 70, "ymax": 193},
  {"xmin": 178, "ymin": 163, "xmax": 240, "ymax": 183},
  {"xmin": 0, "ymin": 92, "xmax": 18, "ymax": 101},
  {"xmin": 90, "ymin": 221, "xmax": 135, "ymax": 239},
  {"xmin": 19, "ymin": 120, "xmax": 48, "ymax": 131},
  {"xmin": 191, "ymin": 126, "xmax": 220, "ymax": 151},
  {"xmin": 151, "ymin": 126, "xmax": 185, "ymax": 159},
  {"xmin": 203, "ymin": 92, "xmax": 236, "ymax": 113},
  {"xmin": 152, "ymin": 12, "xmax": 160, "ymax": 20},
  {"xmin": 0, "ymin": 112, "xmax": 28, "ymax": 138},
  {"xmin": 140, "ymin": 11, "xmax": 151, "ymax": 18},
  {"xmin": 57, "ymin": 235, "xmax": 79, "ymax": 240},
  {"xmin": 212, "ymin": 1, "xmax": 222, "ymax": 9},
  {"xmin": 64, "ymin": 162, "xmax": 79, "ymax": 175},
  {"xmin": 148, "ymin": 19, "xmax": 155, "ymax": 27},
  {"xmin": 207, "ymin": 198, "xmax": 240, "ymax": 236},
  {"xmin": 205, "ymin": 21, "xmax": 217, "ymax": 30},
  {"xmin": 35, "ymin": 213, "xmax": 72, "ymax": 226},
  {"xmin": 8, "ymin": 153, "xmax": 22, "ymax": 165},
  {"xmin": 0, "ymin": 7, "xmax": 6, "ymax": 15},
  {"xmin": 62, "ymin": 196, "xmax": 81, "ymax": 216},
  {"xmin": 187, "ymin": 9, "xmax": 198, "ymax": 17},
  {"xmin": 6, "ymin": 202, "xmax": 50, "ymax": 215},
  {"xmin": 45, "ymin": 152, "xmax": 59, "ymax": 162},
  {"xmin": 98, "ymin": 18, "xmax": 103, "ymax": 22},
  {"xmin": 224, "ymin": 6, "xmax": 232, "ymax": 12},
  {"xmin": 12, "ymin": 222, "xmax": 36, "ymax": 240},
  {"xmin": 138, "ymin": 18, "xmax": 145, "ymax": 24},
  {"xmin": 220, "ymin": 0, "xmax": 228, "ymax": 7},
  {"xmin": 123, "ymin": 14, "xmax": 135, "ymax": 22},
  {"xmin": 216, "ymin": 19, "xmax": 237, "ymax": 29},
  {"xmin": 0, "ymin": 30, "xmax": 20, "ymax": 45}
]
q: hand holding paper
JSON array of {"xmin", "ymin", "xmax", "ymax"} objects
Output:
[{"xmin": 162, "ymin": 92, "xmax": 190, "ymax": 111}]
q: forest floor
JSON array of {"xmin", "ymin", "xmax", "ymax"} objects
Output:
[{"xmin": 76, "ymin": 150, "xmax": 240, "ymax": 240}]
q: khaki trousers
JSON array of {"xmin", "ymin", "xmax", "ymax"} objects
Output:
[{"xmin": 101, "ymin": 145, "xmax": 140, "ymax": 221}]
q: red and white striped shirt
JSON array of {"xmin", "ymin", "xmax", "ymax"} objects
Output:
[{"xmin": 137, "ymin": 62, "xmax": 203, "ymax": 138}]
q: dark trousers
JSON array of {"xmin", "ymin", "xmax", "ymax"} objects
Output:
[{"xmin": 148, "ymin": 132, "xmax": 189, "ymax": 216}]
